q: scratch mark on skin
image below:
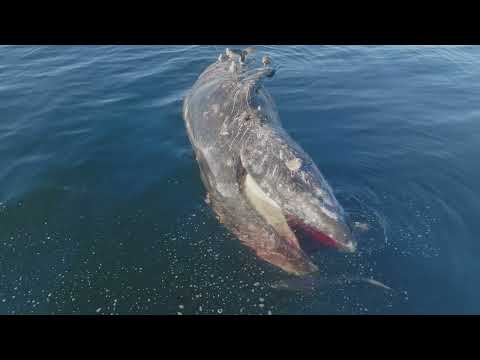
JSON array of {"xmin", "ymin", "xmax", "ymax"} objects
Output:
[
  {"xmin": 229, "ymin": 82, "xmax": 245, "ymax": 117},
  {"xmin": 235, "ymin": 119, "xmax": 250, "ymax": 150},
  {"xmin": 237, "ymin": 127, "xmax": 250, "ymax": 150},
  {"xmin": 228, "ymin": 119, "xmax": 245, "ymax": 152},
  {"xmin": 270, "ymin": 164, "xmax": 279, "ymax": 179},
  {"xmin": 220, "ymin": 118, "xmax": 230, "ymax": 136},
  {"xmin": 228, "ymin": 111, "xmax": 249, "ymax": 139}
]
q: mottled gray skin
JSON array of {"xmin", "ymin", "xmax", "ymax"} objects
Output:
[{"xmin": 183, "ymin": 50, "xmax": 356, "ymax": 276}]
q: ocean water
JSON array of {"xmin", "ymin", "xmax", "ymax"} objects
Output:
[{"xmin": 1, "ymin": 45, "xmax": 479, "ymax": 315}]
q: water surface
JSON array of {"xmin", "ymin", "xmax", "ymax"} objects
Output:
[{"xmin": 1, "ymin": 45, "xmax": 479, "ymax": 314}]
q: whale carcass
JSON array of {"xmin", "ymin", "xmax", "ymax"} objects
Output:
[{"xmin": 183, "ymin": 48, "xmax": 356, "ymax": 276}]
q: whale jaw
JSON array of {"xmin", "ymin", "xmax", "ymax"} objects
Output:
[{"xmin": 242, "ymin": 172, "xmax": 355, "ymax": 275}]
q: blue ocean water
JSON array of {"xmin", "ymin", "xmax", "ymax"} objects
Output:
[{"xmin": 1, "ymin": 45, "xmax": 479, "ymax": 315}]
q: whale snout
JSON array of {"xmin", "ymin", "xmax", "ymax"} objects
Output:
[
  {"xmin": 335, "ymin": 230, "xmax": 357, "ymax": 253},
  {"xmin": 340, "ymin": 237, "xmax": 357, "ymax": 253},
  {"xmin": 285, "ymin": 213, "xmax": 357, "ymax": 255},
  {"xmin": 327, "ymin": 219, "xmax": 357, "ymax": 253}
]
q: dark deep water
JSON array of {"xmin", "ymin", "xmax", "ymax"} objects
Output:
[{"xmin": 1, "ymin": 45, "xmax": 479, "ymax": 314}]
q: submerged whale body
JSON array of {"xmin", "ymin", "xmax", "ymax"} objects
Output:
[{"xmin": 183, "ymin": 48, "xmax": 356, "ymax": 276}]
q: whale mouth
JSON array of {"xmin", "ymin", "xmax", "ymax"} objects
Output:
[
  {"xmin": 286, "ymin": 215, "xmax": 356, "ymax": 254},
  {"xmin": 242, "ymin": 172, "xmax": 355, "ymax": 256}
]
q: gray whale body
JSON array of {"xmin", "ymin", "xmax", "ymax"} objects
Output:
[{"xmin": 183, "ymin": 48, "xmax": 356, "ymax": 276}]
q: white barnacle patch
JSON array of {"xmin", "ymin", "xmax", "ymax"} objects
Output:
[
  {"xmin": 286, "ymin": 158, "xmax": 302, "ymax": 173},
  {"xmin": 229, "ymin": 61, "xmax": 237, "ymax": 73}
]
